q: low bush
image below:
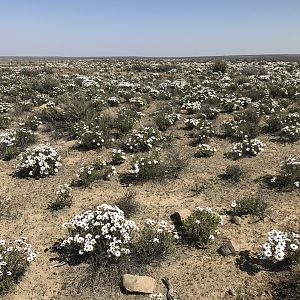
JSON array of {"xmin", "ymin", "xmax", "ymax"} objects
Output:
[
  {"xmin": 49, "ymin": 184, "xmax": 72, "ymax": 211},
  {"xmin": 231, "ymin": 196, "xmax": 267, "ymax": 217},
  {"xmin": 182, "ymin": 207, "xmax": 223, "ymax": 246},
  {"xmin": 224, "ymin": 164, "xmax": 245, "ymax": 182}
]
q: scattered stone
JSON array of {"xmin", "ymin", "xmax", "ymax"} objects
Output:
[
  {"xmin": 230, "ymin": 215, "xmax": 242, "ymax": 225},
  {"xmin": 170, "ymin": 209, "xmax": 191, "ymax": 225},
  {"xmin": 218, "ymin": 239, "xmax": 240, "ymax": 256},
  {"xmin": 227, "ymin": 288, "xmax": 237, "ymax": 296},
  {"xmin": 122, "ymin": 274, "xmax": 156, "ymax": 294}
]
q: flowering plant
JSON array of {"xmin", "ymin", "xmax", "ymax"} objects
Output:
[
  {"xmin": 182, "ymin": 207, "xmax": 223, "ymax": 246},
  {"xmin": 111, "ymin": 149, "xmax": 127, "ymax": 165},
  {"xmin": 123, "ymin": 127, "xmax": 163, "ymax": 152},
  {"xmin": 0, "ymin": 238, "xmax": 37, "ymax": 292},
  {"xmin": 50, "ymin": 184, "xmax": 72, "ymax": 210},
  {"xmin": 60, "ymin": 204, "xmax": 138, "ymax": 261},
  {"xmin": 228, "ymin": 138, "xmax": 265, "ymax": 159},
  {"xmin": 195, "ymin": 144, "xmax": 216, "ymax": 158},
  {"xmin": 132, "ymin": 219, "xmax": 179, "ymax": 264},
  {"xmin": 74, "ymin": 159, "xmax": 116, "ymax": 187},
  {"xmin": 259, "ymin": 230, "xmax": 299, "ymax": 262},
  {"xmin": 16, "ymin": 144, "xmax": 61, "ymax": 177}
]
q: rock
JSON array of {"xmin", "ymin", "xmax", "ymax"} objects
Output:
[
  {"xmin": 122, "ymin": 274, "xmax": 156, "ymax": 294},
  {"xmin": 218, "ymin": 239, "xmax": 240, "ymax": 256},
  {"xmin": 227, "ymin": 288, "xmax": 237, "ymax": 296},
  {"xmin": 230, "ymin": 216, "xmax": 242, "ymax": 225},
  {"xmin": 170, "ymin": 209, "xmax": 192, "ymax": 225}
]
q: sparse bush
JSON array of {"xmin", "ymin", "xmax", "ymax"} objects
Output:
[
  {"xmin": 182, "ymin": 207, "xmax": 223, "ymax": 246},
  {"xmin": 49, "ymin": 184, "xmax": 72, "ymax": 210},
  {"xmin": 73, "ymin": 159, "xmax": 116, "ymax": 187},
  {"xmin": 132, "ymin": 219, "xmax": 179, "ymax": 264},
  {"xmin": 225, "ymin": 164, "xmax": 245, "ymax": 182},
  {"xmin": 114, "ymin": 191, "xmax": 139, "ymax": 218},
  {"xmin": 270, "ymin": 156, "xmax": 300, "ymax": 189},
  {"xmin": 111, "ymin": 149, "xmax": 127, "ymax": 165},
  {"xmin": 231, "ymin": 196, "xmax": 267, "ymax": 217}
]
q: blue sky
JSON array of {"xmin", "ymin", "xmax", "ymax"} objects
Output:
[{"xmin": 0, "ymin": 0, "xmax": 299, "ymax": 56}]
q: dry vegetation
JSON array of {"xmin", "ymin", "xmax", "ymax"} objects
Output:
[{"xmin": 0, "ymin": 58, "xmax": 299, "ymax": 300}]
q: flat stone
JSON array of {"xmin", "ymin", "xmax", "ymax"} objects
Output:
[
  {"xmin": 230, "ymin": 216, "xmax": 242, "ymax": 225},
  {"xmin": 122, "ymin": 274, "xmax": 156, "ymax": 294}
]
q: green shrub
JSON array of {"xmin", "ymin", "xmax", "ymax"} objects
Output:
[
  {"xmin": 212, "ymin": 60, "xmax": 227, "ymax": 74},
  {"xmin": 225, "ymin": 164, "xmax": 245, "ymax": 182},
  {"xmin": 132, "ymin": 219, "xmax": 178, "ymax": 265},
  {"xmin": 49, "ymin": 184, "xmax": 72, "ymax": 211},
  {"xmin": 231, "ymin": 196, "xmax": 267, "ymax": 217},
  {"xmin": 182, "ymin": 207, "xmax": 222, "ymax": 246}
]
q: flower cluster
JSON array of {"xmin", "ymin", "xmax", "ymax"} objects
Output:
[
  {"xmin": 195, "ymin": 144, "xmax": 216, "ymax": 158},
  {"xmin": 220, "ymin": 95, "xmax": 252, "ymax": 112},
  {"xmin": 229, "ymin": 138, "xmax": 265, "ymax": 158},
  {"xmin": 128, "ymin": 96, "xmax": 148, "ymax": 108},
  {"xmin": 74, "ymin": 159, "xmax": 116, "ymax": 186},
  {"xmin": 196, "ymin": 120, "xmax": 214, "ymax": 142},
  {"xmin": 73, "ymin": 121, "xmax": 106, "ymax": 150},
  {"xmin": 60, "ymin": 204, "xmax": 138, "ymax": 259},
  {"xmin": 0, "ymin": 103, "xmax": 12, "ymax": 114},
  {"xmin": 111, "ymin": 149, "xmax": 127, "ymax": 165},
  {"xmin": 23, "ymin": 115, "xmax": 42, "ymax": 131},
  {"xmin": 259, "ymin": 230, "xmax": 299, "ymax": 261},
  {"xmin": 144, "ymin": 219, "xmax": 179, "ymax": 242},
  {"xmin": 107, "ymin": 96, "xmax": 120, "ymax": 107},
  {"xmin": 129, "ymin": 156, "xmax": 164, "ymax": 179},
  {"xmin": 184, "ymin": 118, "xmax": 202, "ymax": 130},
  {"xmin": 181, "ymin": 100, "xmax": 202, "ymax": 114},
  {"xmin": 50, "ymin": 184, "xmax": 72, "ymax": 210},
  {"xmin": 280, "ymin": 124, "xmax": 300, "ymax": 142},
  {"xmin": 16, "ymin": 144, "xmax": 61, "ymax": 177},
  {"xmin": 123, "ymin": 127, "xmax": 163, "ymax": 152},
  {"xmin": 0, "ymin": 238, "xmax": 37, "ymax": 292},
  {"xmin": 271, "ymin": 156, "xmax": 300, "ymax": 189}
]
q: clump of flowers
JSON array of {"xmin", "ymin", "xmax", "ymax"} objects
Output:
[
  {"xmin": 182, "ymin": 207, "xmax": 223, "ymax": 246},
  {"xmin": 195, "ymin": 120, "xmax": 214, "ymax": 143},
  {"xmin": 228, "ymin": 138, "xmax": 265, "ymax": 159},
  {"xmin": 0, "ymin": 238, "xmax": 37, "ymax": 293},
  {"xmin": 154, "ymin": 112, "xmax": 181, "ymax": 131},
  {"xmin": 132, "ymin": 219, "xmax": 179, "ymax": 264},
  {"xmin": 280, "ymin": 124, "xmax": 300, "ymax": 142},
  {"xmin": 195, "ymin": 144, "xmax": 216, "ymax": 158},
  {"xmin": 123, "ymin": 127, "xmax": 163, "ymax": 152},
  {"xmin": 49, "ymin": 184, "xmax": 72, "ymax": 210},
  {"xmin": 16, "ymin": 144, "xmax": 61, "ymax": 177},
  {"xmin": 129, "ymin": 156, "xmax": 165, "ymax": 180},
  {"xmin": 0, "ymin": 130, "xmax": 17, "ymax": 160},
  {"xmin": 22, "ymin": 115, "xmax": 42, "ymax": 131},
  {"xmin": 184, "ymin": 118, "xmax": 202, "ymax": 130},
  {"xmin": 59, "ymin": 204, "xmax": 138, "ymax": 261},
  {"xmin": 73, "ymin": 121, "xmax": 106, "ymax": 150},
  {"xmin": 259, "ymin": 230, "xmax": 299, "ymax": 262},
  {"xmin": 0, "ymin": 103, "xmax": 12, "ymax": 114},
  {"xmin": 111, "ymin": 149, "xmax": 127, "ymax": 165},
  {"xmin": 181, "ymin": 100, "xmax": 202, "ymax": 114},
  {"xmin": 128, "ymin": 96, "xmax": 148, "ymax": 108},
  {"xmin": 107, "ymin": 96, "xmax": 121, "ymax": 107},
  {"xmin": 74, "ymin": 159, "xmax": 116, "ymax": 187}
]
